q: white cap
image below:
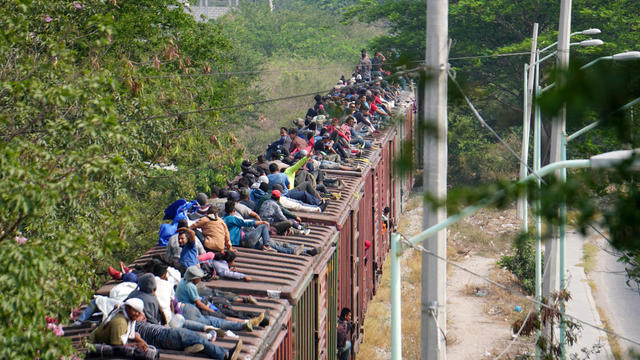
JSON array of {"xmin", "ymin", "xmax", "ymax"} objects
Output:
[{"xmin": 124, "ymin": 298, "xmax": 144, "ymax": 313}]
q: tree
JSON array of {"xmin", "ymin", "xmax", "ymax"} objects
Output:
[{"xmin": 0, "ymin": 1, "xmax": 246, "ymax": 357}]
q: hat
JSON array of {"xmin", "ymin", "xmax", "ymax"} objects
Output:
[
  {"xmin": 184, "ymin": 265, "xmax": 205, "ymax": 282},
  {"xmin": 322, "ymin": 133, "xmax": 330, "ymax": 139},
  {"xmin": 229, "ymin": 191, "xmax": 240, "ymax": 201},
  {"xmin": 196, "ymin": 192, "xmax": 208, "ymax": 206},
  {"xmin": 122, "ymin": 272, "xmax": 138, "ymax": 284},
  {"xmin": 271, "ymin": 190, "xmax": 281, "ymax": 199},
  {"xmin": 318, "ymin": 104, "xmax": 324, "ymax": 110},
  {"xmin": 137, "ymin": 273, "xmax": 156, "ymax": 293},
  {"xmin": 124, "ymin": 298, "xmax": 144, "ymax": 313}
]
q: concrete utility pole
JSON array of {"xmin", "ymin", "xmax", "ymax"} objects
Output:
[
  {"xmin": 517, "ymin": 23, "xmax": 539, "ymax": 223},
  {"xmin": 544, "ymin": 0, "xmax": 571, "ymax": 301},
  {"xmin": 422, "ymin": 0, "xmax": 448, "ymax": 358}
]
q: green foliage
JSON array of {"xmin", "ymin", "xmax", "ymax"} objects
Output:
[
  {"xmin": 498, "ymin": 233, "xmax": 539, "ymax": 295},
  {"xmin": 0, "ymin": 0, "xmax": 246, "ymax": 357},
  {"xmin": 218, "ymin": 1, "xmax": 379, "ymax": 62}
]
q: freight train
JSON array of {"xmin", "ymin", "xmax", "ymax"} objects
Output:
[{"xmin": 63, "ymin": 90, "xmax": 416, "ymax": 360}]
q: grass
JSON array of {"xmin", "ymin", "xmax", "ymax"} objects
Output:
[
  {"xmin": 582, "ymin": 242, "xmax": 599, "ymax": 275},
  {"xmin": 230, "ymin": 56, "xmax": 353, "ymax": 157}
]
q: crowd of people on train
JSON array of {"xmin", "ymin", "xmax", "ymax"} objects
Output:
[{"xmin": 78, "ymin": 50, "xmax": 402, "ymax": 360}]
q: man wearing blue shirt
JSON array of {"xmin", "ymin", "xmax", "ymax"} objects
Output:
[{"xmin": 222, "ymin": 200, "xmax": 271, "ymax": 250}]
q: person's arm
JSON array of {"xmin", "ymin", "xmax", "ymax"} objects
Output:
[
  {"xmin": 195, "ymin": 298, "xmax": 217, "ymax": 315},
  {"xmin": 280, "ymin": 204, "xmax": 296, "ymax": 220},
  {"xmin": 247, "ymin": 211, "xmax": 261, "ymax": 220},
  {"xmin": 189, "ymin": 217, "xmax": 205, "ymax": 230},
  {"xmin": 222, "ymin": 222, "xmax": 233, "ymax": 251},
  {"xmin": 131, "ymin": 332, "xmax": 149, "ymax": 351}
]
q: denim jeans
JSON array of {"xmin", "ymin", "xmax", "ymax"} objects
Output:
[
  {"xmin": 166, "ymin": 327, "xmax": 227, "ymax": 359},
  {"xmin": 266, "ymin": 239, "xmax": 295, "ymax": 255},
  {"xmin": 181, "ymin": 303, "xmax": 244, "ymax": 331},
  {"xmin": 288, "ymin": 189, "xmax": 321, "ymax": 206},
  {"xmin": 139, "ymin": 323, "xmax": 227, "ymax": 360},
  {"xmin": 339, "ymin": 340, "xmax": 352, "ymax": 360},
  {"xmin": 242, "ymin": 223, "xmax": 270, "ymax": 249}
]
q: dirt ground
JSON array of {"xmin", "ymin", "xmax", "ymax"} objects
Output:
[{"xmin": 358, "ymin": 189, "xmax": 535, "ymax": 359}]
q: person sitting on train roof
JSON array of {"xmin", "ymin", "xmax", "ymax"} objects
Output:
[
  {"xmin": 165, "ymin": 218, "xmax": 206, "ymax": 272},
  {"xmin": 267, "ymin": 162, "xmax": 289, "ymax": 193},
  {"xmin": 87, "ymin": 298, "xmax": 156, "ymax": 358},
  {"xmin": 136, "ymin": 320, "xmax": 242, "ymax": 360},
  {"xmin": 175, "ymin": 227, "xmax": 203, "ymax": 270},
  {"xmin": 188, "ymin": 192, "xmax": 211, "ymax": 220},
  {"xmin": 188, "ymin": 206, "xmax": 237, "ymax": 265},
  {"xmin": 223, "ymin": 200, "xmax": 270, "ymax": 251},
  {"xmin": 258, "ymin": 190, "xmax": 309, "ymax": 238},
  {"xmin": 175, "ymin": 266, "xmax": 254, "ymax": 332},
  {"xmin": 224, "ymin": 199, "xmax": 314, "ymax": 256},
  {"xmin": 237, "ymin": 187, "xmax": 255, "ymax": 211},
  {"xmin": 288, "ymin": 127, "xmax": 307, "ymax": 154},
  {"xmin": 125, "ymin": 274, "xmax": 163, "ymax": 325},
  {"xmin": 344, "ymin": 116, "xmax": 372, "ymax": 149}
]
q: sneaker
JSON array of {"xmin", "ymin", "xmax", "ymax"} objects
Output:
[
  {"xmin": 249, "ymin": 312, "xmax": 265, "ymax": 327},
  {"xmin": 307, "ymin": 247, "xmax": 318, "ymax": 256},
  {"xmin": 303, "ymin": 228, "xmax": 311, "ymax": 236},
  {"xmin": 243, "ymin": 320, "xmax": 253, "ymax": 332},
  {"xmin": 263, "ymin": 246, "xmax": 277, "ymax": 253},
  {"xmin": 247, "ymin": 295, "xmax": 259, "ymax": 306},
  {"xmin": 294, "ymin": 246, "xmax": 304, "ymax": 256},
  {"xmin": 225, "ymin": 330, "xmax": 239, "ymax": 339},
  {"xmin": 184, "ymin": 343, "xmax": 204, "ymax": 354},
  {"xmin": 228, "ymin": 339, "xmax": 243, "ymax": 360},
  {"xmin": 319, "ymin": 201, "xmax": 328, "ymax": 212}
]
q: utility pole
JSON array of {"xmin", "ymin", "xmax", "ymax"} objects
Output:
[
  {"xmin": 517, "ymin": 23, "xmax": 539, "ymax": 224},
  {"xmin": 544, "ymin": 0, "xmax": 571, "ymax": 301},
  {"xmin": 422, "ymin": 0, "xmax": 448, "ymax": 358},
  {"xmin": 545, "ymin": 0, "xmax": 571, "ymax": 357}
]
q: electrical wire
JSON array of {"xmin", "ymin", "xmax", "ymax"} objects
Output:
[
  {"xmin": 116, "ymin": 64, "xmax": 349, "ymax": 81},
  {"xmin": 140, "ymin": 66, "xmax": 424, "ymax": 121},
  {"xmin": 396, "ymin": 233, "xmax": 640, "ymax": 348},
  {"xmin": 447, "ymin": 69, "xmax": 543, "ymax": 182}
]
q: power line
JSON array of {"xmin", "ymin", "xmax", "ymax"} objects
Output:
[
  {"xmin": 449, "ymin": 52, "xmax": 532, "ymax": 61},
  {"xmin": 117, "ymin": 64, "xmax": 350, "ymax": 81},
  {"xmin": 447, "ymin": 70, "xmax": 544, "ymax": 183},
  {"xmin": 396, "ymin": 233, "xmax": 640, "ymax": 348},
  {"xmin": 140, "ymin": 66, "xmax": 424, "ymax": 121}
]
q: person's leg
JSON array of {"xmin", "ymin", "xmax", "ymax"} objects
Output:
[
  {"xmin": 77, "ymin": 300, "xmax": 97, "ymax": 322},
  {"xmin": 177, "ymin": 328, "xmax": 228, "ymax": 359},
  {"xmin": 273, "ymin": 221, "xmax": 292, "ymax": 235},
  {"xmin": 340, "ymin": 340, "xmax": 352, "ymax": 360},
  {"xmin": 267, "ymin": 240, "xmax": 296, "ymax": 255}
]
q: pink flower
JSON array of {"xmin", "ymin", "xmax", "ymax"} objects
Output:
[
  {"xmin": 14, "ymin": 236, "xmax": 27, "ymax": 244},
  {"xmin": 47, "ymin": 322, "xmax": 56, "ymax": 330},
  {"xmin": 53, "ymin": 324, "xmax": 64, "ymax": 337},
  {"xmin": 44, "ymin": 14, "xmax": 52, "ymax": 23},
  {"xmin": 73, "ymin": 2, "xmax": 84, "ymax": 9}
]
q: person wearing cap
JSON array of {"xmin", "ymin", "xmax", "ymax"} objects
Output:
[
  {"xmin": 258, "ymin": 190, "xmax": 309, "ymax": 244},
  {"xmin": 125, "ymin": 274, "xmax": 163, "ymax": 325},
  {"xmin": 176, "ymin": 266, "xmax": 254, "ymax": 332},
  {"xmin": 189, "ymin": 206, "xmax": 237, "ymax": 265},
  {"xmin": 88, "ymin": 298, "xmax": 150, "ymax": 351},
  {"xmin": 188, "ymin": 192, "xmax": 211, "ymax": 220}
]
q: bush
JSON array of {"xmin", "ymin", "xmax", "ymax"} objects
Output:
[{"xmin": 498, "ymin": 233, "xmax": 539, "ymax": 295}]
